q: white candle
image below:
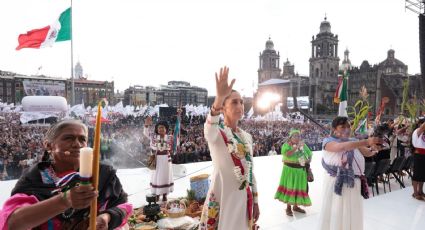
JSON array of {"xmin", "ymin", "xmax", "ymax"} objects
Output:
[{"xmin": 79, "ymin": 147, "xmax": 93, "ymax": 178}]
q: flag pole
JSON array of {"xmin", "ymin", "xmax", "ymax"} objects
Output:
[{"xmin": 70, "ymin": 0, "xmax": 75, "ymax": 106}]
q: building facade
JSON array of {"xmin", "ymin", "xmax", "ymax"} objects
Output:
[
  {"xmin": 123, "ymin": 85, "xmax": 161, "ymax": 106},
  {"xmin": 124, "ymin": 81, "xmax": 208, "ymax": 107},
  {"xmin": 1, "ymin": 67, "xmax": 114, "ymax": 107},
  {"xmin": 348, "ymin": 49, "xmax": 421, "ymax": 117},
  {"xmin": 254, "ymin": 38, "xmax": 310, "ymax": 114},
  {"xmin": 68, "ymin": 79, "xmax": 114, "ymax": 107},
  {"xmin": 258, "ymin": 37, "xmax": 282, "ymax": 83},
  {"xmin": 309, "ymin": 17, "xmax": 340, "ymax": 114},
  {"xmin": 1, "ymin": 71, "xmax": 66, "ymax": 104}
]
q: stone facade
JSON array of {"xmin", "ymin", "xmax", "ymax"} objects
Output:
[
  {"xmin": 309, "ymin": 17, "xmax": 340, "ymax": 114},
  {"xmin": 348, "ymin": 49, "xmax": 421, "ymax": 118}
]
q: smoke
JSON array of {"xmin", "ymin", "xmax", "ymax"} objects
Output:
[{"xmin": 102, "ymin": 127, "xmax": 151, "ymax": 169}]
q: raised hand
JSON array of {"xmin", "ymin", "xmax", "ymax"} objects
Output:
[{"xmin": 215, "ymin": 66, "xmax": 235, "ymax": 100}]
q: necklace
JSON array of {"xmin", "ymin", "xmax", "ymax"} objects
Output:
[
  {"xmin": 40, "ymin": 165, "xmax": 76, "ymax": 219},
  {"xmin": 220, "ymin": 125, "xmax": 253, "ymax": 190}
]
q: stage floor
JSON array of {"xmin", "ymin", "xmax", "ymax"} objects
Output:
[{"xmin": 1, "ymin": 152, "xmax": 424, "ymax": 229}]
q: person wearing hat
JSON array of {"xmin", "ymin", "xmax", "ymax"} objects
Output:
[
  {"xmin": 274, "ymin": 129, "xmax": 313, "ymax": 216},
  {"xmin": 144, "ymin": 117, "xmax": 174, "ymax": 202}
]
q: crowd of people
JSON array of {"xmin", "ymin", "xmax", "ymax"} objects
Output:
[
  {"xmin": 1, "ymin": 66, "xmax": 425, "ymax": 230},
  {"xmin": 0, "ymin": 110, "xmax": 329, "ymax": 181},
  {"xmin": 0, "ymin": 113, "xmax": 47, "ymax": 180}
]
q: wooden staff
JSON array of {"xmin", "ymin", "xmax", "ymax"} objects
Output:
[{"xmin": 89, "ymin": 100, "xmax": 102, "ymax": 230}]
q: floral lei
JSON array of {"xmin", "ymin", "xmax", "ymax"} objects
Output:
[
  {"xmin": 219, "ymin": 125, "xmax": 253, "ymax": 190},
  {"xmin": 155, "ymin": 135, "xmax": 170, "ymax": 151}
]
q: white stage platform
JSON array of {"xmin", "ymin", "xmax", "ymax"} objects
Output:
[{"xmin": 1, "ymin": 152, "xmax": 424, "ymax": 229}]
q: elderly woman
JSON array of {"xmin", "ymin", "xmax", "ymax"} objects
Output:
[
  {"xmin": 143, "ymin": 117, "xmax": 174, "ymax": 202},
  {"xmin": 275, "ymin": 129, "xmax": 313, "ymax": 216},
  {"xmin": 199, "ymin": 66, "xmax": 259, "ymax": 230},
  {"xmin": 411, "ymin": 118, "xmax": 425, "ymax": 200},
  {"xmin": 0, "ymin": 119, "xmax": 132, "ymax": 230},
  {"xmin": 317, "ymin": 116, "xmax": 382, "ymax": 230}
]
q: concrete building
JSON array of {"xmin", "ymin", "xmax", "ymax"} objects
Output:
[{"xmin": 124, "ymin": 81, "xmax": 208, "ymax": 107}]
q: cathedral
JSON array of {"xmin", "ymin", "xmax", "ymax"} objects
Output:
[
  {"xmin": 308, "ymin": 17, "xmax": 340, "ymax": 114},
  {"xmin": 348, "ymin": 49, "xmax": 423, "ymax": 118},
  {"xmin": 255, "ymin": 38, "xmax": 309, "ymax": 114},
  {"xmin": 254, "ymin": 16, "xmax": 421, "ymax": 117}
]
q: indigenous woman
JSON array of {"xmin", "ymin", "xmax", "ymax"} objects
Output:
[
  {"xmin": 143, "ymin": 117, "xmax": 174, "ymax": 202},
  {"xmin": 0, "ymin": 119, "xmax": 132, "ymax": 230},
  {"xmin": 411, "ymin": 118, "xmax": 425, "ymax": 200},
  {"xmin": 200, "ymin": 66, "xmax": 260, "ymax": 230},
  {"xmin": 318, "ymin": 116, "xmax": 382, "ymax": 230},
  {"xmin": 275, "ymin": 129, "xmax": 313, "ymax": 216}
]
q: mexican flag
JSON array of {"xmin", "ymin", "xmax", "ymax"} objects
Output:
[
  {"xmin": 334, "ymin": 71, "xmax": 348, "ymax": 117},
  {"xmin": 16, "ymin": 7, "xmax": 71, "ymax": 50},
  {"xmin": 355, "ymin": 118, "xmax": 368, "ymax": 135}
]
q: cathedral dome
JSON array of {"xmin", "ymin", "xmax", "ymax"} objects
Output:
[
  {"xmin": 319, "ymin": 17, "xmax": 331, "ymax": 33},
  {"xmin": 265, "ymin": 37, "xmax": 274, "ymax": 50},
  {"xmin": 379, "ymin": 49, "xmax": 405, "ymax": 68}
]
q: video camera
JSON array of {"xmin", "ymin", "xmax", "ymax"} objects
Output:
[{"xmin": 371, "ymin": 124, "xmax": 392, "ymax": 150}]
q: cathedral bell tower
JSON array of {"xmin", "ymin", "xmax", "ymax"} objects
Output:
[
  {"xmin": 309, "ymin": 17, "xmax": 340, "ymax": 114},
  {"xmin": 258, "ymin": 37, "xmax": 281, "ymax": 84}
]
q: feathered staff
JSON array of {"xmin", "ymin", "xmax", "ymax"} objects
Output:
[
  {"xmin": 348, "ymin": 85, "xmax": 371, "ymax": 135},
  {"xmin": 374, "ymin": 97, "xmax": 390, "ymax": 125}
]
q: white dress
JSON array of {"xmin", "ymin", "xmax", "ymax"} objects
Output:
[
  {"xmin": 199, "ymin": 114, "xmax": 258, "ymax": 230},
  {"xmin": 317, "ymin": 137, "xmax": 365, "ymax": 230},
  {"xmin": 143, "ymin": 128, "xmax": 174, "ymax": 195}
]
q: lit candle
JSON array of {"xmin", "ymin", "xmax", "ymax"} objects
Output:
[{"xmin": 79, "ymin": 147, "xmax": 93, "ymax": 179}]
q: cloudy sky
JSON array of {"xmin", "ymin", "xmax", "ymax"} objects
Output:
[{"xmin": 0, "ymin": 0, "xmax": 421, "ymax": 96}]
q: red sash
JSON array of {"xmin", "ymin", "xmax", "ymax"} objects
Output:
[
  {"xmin": 415, "ymin": 147, "xmax": 425, "ymax": 155},
  {"xmin": 219, "ymin": 128, "xmax": 254, "ymax": 226}
]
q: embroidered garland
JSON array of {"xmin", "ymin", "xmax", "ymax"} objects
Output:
[
  {"xmin": 220, "ymin": 125, "xmax": 253, "ymax": 190},
  {"xmin": 154, "ymin": 135, "xmax": 171, "ymax": 151}
]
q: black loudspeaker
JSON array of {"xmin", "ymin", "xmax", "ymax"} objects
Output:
[
  {"xmin": 159, "ymin": 107, "xmax": 186, "ymax": 118},
  {"xmin": 420, "ymin": 14, "xmax": 425, "ymax": 95}
]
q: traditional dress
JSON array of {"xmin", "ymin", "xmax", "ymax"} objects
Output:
[
  {"xmin": 318, "ymin": 136, "xmax": 365, "ymax": 230},
  {"xmin": 199, "ymin": 114, "xmax": 258, "ymax": 230},
  {"xmin": 412, "ymin": 129, "xmax": 425, "ymax": 182},
  {"xmin": 0, "ymin": 162, "xmax": 132, "ymax": 229},
  {"xmin": 275, "ymin": 142, "xmax": 312, "ymax": 206},
  {"xmin": 143, "ymin": 128, "xmax": 174, "ymax": 195}
]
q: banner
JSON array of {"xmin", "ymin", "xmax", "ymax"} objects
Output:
[
  {"xmin": 296, "ymin": 96, "xmax": 310, "ymax": 109},
  {"xmin": 23, "ymin": 80, "xmax": 65, "ymax": 97},
  {"xmin": 287, "ymin": 97, "xmax": 294, "ymax": 109},
  {"xmin": 20, "ymin": 112, "xmax": 59, "ymax": 124}
]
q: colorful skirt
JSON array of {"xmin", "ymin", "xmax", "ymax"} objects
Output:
[{"xmin": 274, "ymin": 165, "xmax": 311, "ymax": 206}]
